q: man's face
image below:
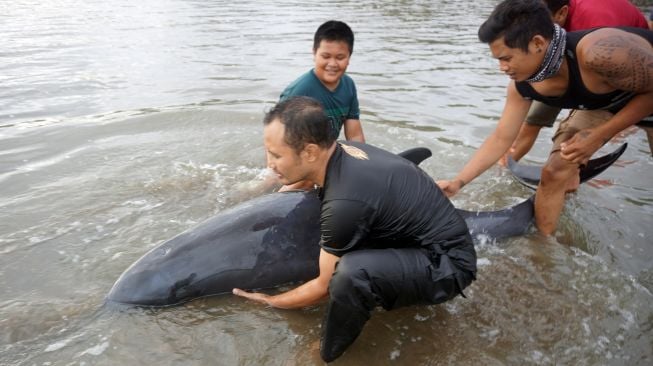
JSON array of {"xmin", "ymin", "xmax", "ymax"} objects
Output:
[
  {"xmin": 489, "ymin": 37, "xmax": 543, "ymax": 82},
  {"xmin": 264, "ymin": 119, "xmax": 310, "ymax": 186},
  {"xmin": 313, "ymin": 39, "xmax": 351, "ymax": 90}
]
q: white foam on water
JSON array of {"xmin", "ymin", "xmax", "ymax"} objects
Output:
[
  {"xmin": 389, "ymin": 349, "xmax": 401, "ymax": 360},
  {"xmin": 44, "ymin": 333, "xmax": 85, "ymax": 352},
  {"xmin": 44, "ymin": 339, "xmax": 71, "ymax": 352},
  {"xmin": 78, "ymin": 341, "xmax": 109, "ymax": 357},
  {"xmin": 476, "ymin": 257, "xmax": 491, "ymax": 267}
]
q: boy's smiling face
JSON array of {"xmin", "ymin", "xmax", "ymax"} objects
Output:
[{"xmin": 313, "ymin": 40, "xmax": 351, "ymax": 91}]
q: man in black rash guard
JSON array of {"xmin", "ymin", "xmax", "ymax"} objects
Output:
[
  {"xmin": 233, "ymin": 96, "xmax": 476, "ymax": 362},
  {"xmin": 438, "ymin": 0, "xmax": 653, "ymax": 236}
]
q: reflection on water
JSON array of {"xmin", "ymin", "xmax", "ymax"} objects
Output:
[{"xmin": 1, "ymin": 0, "xmax": 652, "ymax": 365}]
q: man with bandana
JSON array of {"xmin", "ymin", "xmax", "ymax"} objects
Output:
[
  {"xmin": 437, "ymin": 0, "xmax": 653, "ymax": 236},
  {"xmin": 504, "ymin": 0, "xmax": 650, "ymax": 167},
  {"xmin": 233, "ymin": 96, "xmax": 477, "ymax": 362}
]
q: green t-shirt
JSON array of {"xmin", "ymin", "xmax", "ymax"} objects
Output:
[{"xmin": 280, "ymin": 69, "xmax": 360, "ymax": 139}]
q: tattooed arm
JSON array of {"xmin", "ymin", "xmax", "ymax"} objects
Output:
[{"xmin": 560, "ymin": 29, "xmax": 653, "ymax": 164}]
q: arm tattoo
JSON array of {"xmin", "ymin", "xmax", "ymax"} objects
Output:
[{"xmin": 586, "ymin": 35, "xmax": 653, "ymax": 92}]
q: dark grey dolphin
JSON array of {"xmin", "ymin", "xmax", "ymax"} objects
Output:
[
  {"xmin": 106, "ymin": 191, "xmax": 533, "ymax": 306},
  {"xmin": 107, "ymin": 191, "xmax": 323, "ymax": 306},
  {"xmin": 107, "ymin": 148, "xmax": 534, "ymax": 306},
  {"xmin": 508, "ymin": 143, "xmax": 627, "ymax": 189}
]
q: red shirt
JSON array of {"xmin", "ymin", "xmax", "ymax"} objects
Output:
[{"xmin": 565, "ymin": 0, "xmax": 649, "ymax": 31}]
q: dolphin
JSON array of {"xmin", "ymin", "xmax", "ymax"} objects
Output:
[
  {"xmin": 107, "ymin": 148, "xmax": 534, "ymax": 306},
  {"xmin": 507, "ymin": 143, "xmax": 627, "ymax": 189}
]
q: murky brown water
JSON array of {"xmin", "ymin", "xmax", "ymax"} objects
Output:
[{"xmin": 1, "ymin": 0, "xmax": 652, "ymax": 365}]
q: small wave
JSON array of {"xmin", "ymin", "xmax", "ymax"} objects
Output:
[{"xmin": 78, "ymin": 340, "xmax": 109, "ymax": 357}]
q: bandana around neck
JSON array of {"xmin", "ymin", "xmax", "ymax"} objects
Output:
[{"xmin": 524, "ymin": 24, "xmax": 567, "ymax": 83}]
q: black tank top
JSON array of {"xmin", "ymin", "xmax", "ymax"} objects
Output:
[{"xmin": 515, "ymin": 27, "xmax": 653, "ymax": 116}]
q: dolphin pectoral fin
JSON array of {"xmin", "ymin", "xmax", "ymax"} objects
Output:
[
  {"xmin": 508, "ymin": 143, "xmax": 628, "ymax": 190},
  {"xmin": 456, "ymin": 196, "xmax": 534, "ymax": 239},
  {"xmin": 397, "ymin": 147, "xmax": 432, "ymax": 166}
]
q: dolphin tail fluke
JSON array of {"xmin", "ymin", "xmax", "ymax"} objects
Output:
[
  {"xmin": 508, "ymin": 143, "xmax": 628, "ymax": 190},
  {"xmin": 456, "ymin": 196, "xmax": 534, "ymax": 239},
  {"xmin": 579, "ymin": 142, "xmax": 628, "ymax": 182}
]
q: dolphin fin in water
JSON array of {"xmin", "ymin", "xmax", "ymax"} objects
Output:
[
  {"xmin": 107, "ymin": 147, "xmax": 534, "ymax": 306},
  {"xmin": 456, "ymin": 196, "xmax": 534, "ymax": 238},
  {"xmin": 508, "ymin": 143, "xmax": 627, "ymax": 189},
  {"xmin": 397, "ymin": 146, "xmax": 432, "ymax": 165}
]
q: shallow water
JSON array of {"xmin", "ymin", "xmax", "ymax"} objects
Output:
[{"xmin": 1, "ymin": 1, "xmax": 652, "ymax": 365}]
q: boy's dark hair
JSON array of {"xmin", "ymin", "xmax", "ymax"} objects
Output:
[
  {"xmin": 263, "ymin": 96, "xmax": 335, "ymax": 153},
  {"xmin": 478, "ymin": 0, "xmax": 554, "ymax": 52},
  {"xmin": 313, "ymin": 20, "xmax": 354, "ymax": 55},
  {"xmin": 544, "ymin": 0, "xmax": 569, "ymax": 14}
]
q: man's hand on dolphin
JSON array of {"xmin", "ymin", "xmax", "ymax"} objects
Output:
[
  {"xmin": 436, "ymin": 179, "xmax": 464, "ymax": 197},
  {"xmin": 232, "ymin": 288, "xmax": 272, "ymax": 306}
]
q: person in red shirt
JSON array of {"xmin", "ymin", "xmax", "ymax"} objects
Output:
[
  {"xmin": 562, "ymin": 0, "xmax": 648, "ymax": 31},
  {"xmin": 504, "ymin": 0, "xmax": 650, "ymax": 168}
]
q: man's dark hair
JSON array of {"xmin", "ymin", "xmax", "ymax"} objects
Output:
[
  {"xmin": 478, "ymin": 0, "xmax": 554, "ymax": 52},
  {"xmin": 544, "ymin": 0, "xmax": 569, "ymax": 14},
  {"xmin": 313, "ymin": 20, "xmax": 354, "ymax": 55},
  {"xmin": 263, "ymin": 96, "xmax": 335, "ymax": 153}
]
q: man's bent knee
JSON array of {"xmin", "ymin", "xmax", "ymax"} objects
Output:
[{"xmin": 540, "ymin": 155, "xmax": 578, "ymax": 187}]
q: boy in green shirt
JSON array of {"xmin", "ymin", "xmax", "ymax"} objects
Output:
[{"xmin": 280, "ymin": 20, "xmax": 365, "ymax": 143}]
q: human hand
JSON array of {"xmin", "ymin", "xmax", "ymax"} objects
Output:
[
  {"xmin": 560, "ymin": 129, "xmax": 604, "ymax": 166},
  {"xmin": 277, "ymin": 185, "xmax": 293, "ymax": 192},
  {"xmin": 278, "ymin": 180, "xmax": 315, "ymax": 192},
  {"xmin": 232, "ymin": 288, "xmax": 272, "ymax": 306},
  {"xmin": 497, "ymin": 142, "xmax": 517, "ymax": 168},
  {"xmin": 498, "ymin": 146, "xmax": 516, "ymax": 168},
  {"xmin": 435, "ymin": 179, "xmax": 463, "ymax": 197}
]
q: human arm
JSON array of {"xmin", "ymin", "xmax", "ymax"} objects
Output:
[
  {"xmin": 232, "ymin": 248, "xmax": 339, "ymax": 309},
  {"xmin": 343, "ymin": 118, "xmax": 365, "ymax": 143},
  {"xmin": 437, "ymin": 81, "xmax": 531, "ymax": 196},
  {"xmin": 560, "ymin": 94, "xmax": 653, "ymax": 164},
  {"xmin": 499, "ymin": 123, "xmax": 542, "ymax": 166},
  {"xmin": 500, "ymin": 102, "xmax": 562, "ymax": 165},
  {"xmin": 560, "ymin": 30, "xmax": 653, "ymax": 164}
]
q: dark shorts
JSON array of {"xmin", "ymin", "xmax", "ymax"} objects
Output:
[
  {"xmin": 551, "ymin": 109, "xmax": 613, "ymax": 152},
  {"xmin": 525, "ymin": 101, "xmax": 562, "ymax": 127}
]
